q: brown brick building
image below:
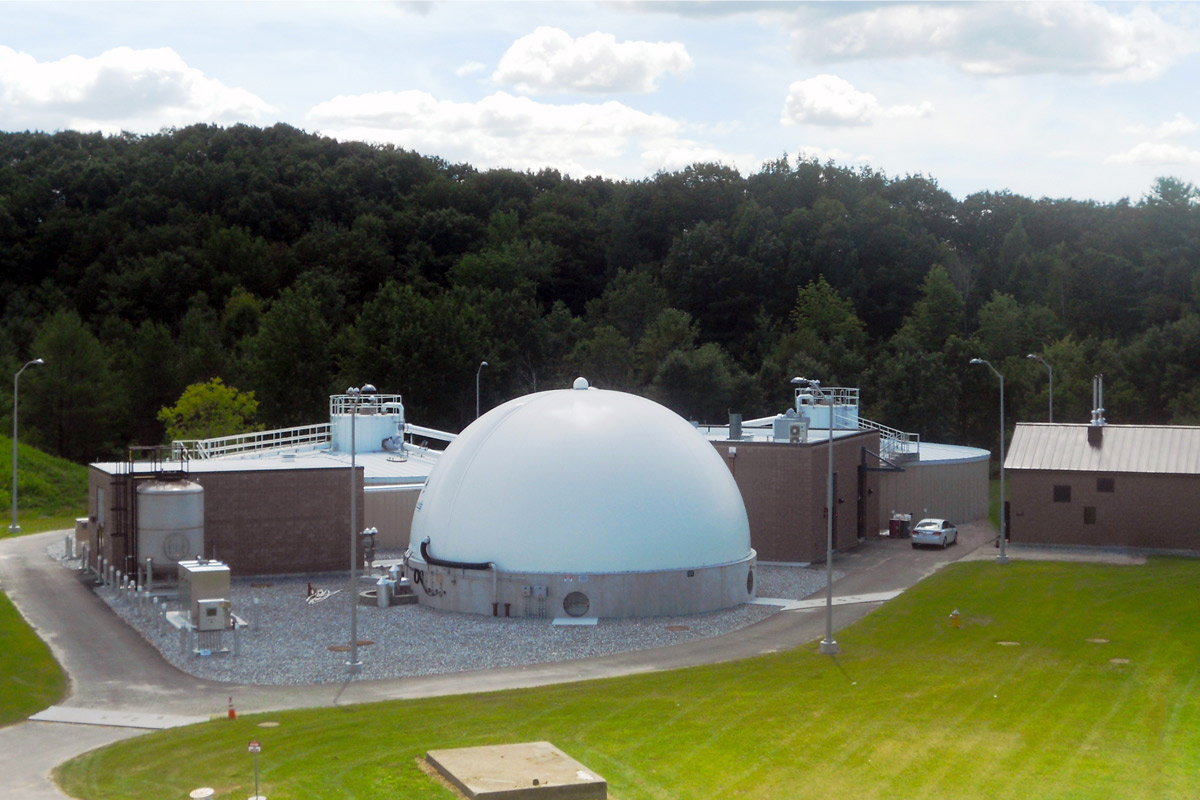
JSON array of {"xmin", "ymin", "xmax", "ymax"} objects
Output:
[
  {"xmin": 711, "ymin": 429, "xmax": 881, "ymax": 563},
  {"xmin": 1006, "ymin": 423, "xmax": 1200, "ymax": 550},
  {"xmin": 86, "ymin": 460, "xmax": 361, "ymax": 577}
]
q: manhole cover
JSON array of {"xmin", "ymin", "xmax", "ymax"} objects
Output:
[
  {"xmin": 665, "ymin": 625, "xmax": 690, "ymax": 632},
  {"xmin": 996, "ymin": 641, "xmax": 1021, "ymax": 647},
  {"xmin": 250, "ymin": 582, "xmax": 273, "ymax": 588},
  {"xmin": 1086, "ymin": 638, "xmax": 1110, "ymax": 644},
  {"xmin": 327, "ymin": 640, "xmax": 375, "ymax": 652}
]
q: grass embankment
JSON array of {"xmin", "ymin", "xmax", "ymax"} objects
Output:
[
  {"xmin": 57, "ymin": 558, "xmax": 1200, "ymax": 799},
  {"xmin": 0, "ymin": 435, "xmax": 88, "ymax": 537},
  {"xmin": 0, "ymin": 592, "xmax": 69, "ymax": 726}
]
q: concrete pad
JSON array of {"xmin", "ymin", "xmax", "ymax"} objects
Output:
[
  {"xmin": 752, "ymin": 590, "xmax": 902, "ymax": 612},
  {"xmin": 426, "ymin": 742, "xmax": 606, "ymax": 800},
  {"xmin": 30, "ymin": 706, "xmax": 207, "ymax": 730}
]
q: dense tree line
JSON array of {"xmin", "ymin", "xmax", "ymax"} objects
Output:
[{"xmin": 1, "ymin": 123, "xmax": 1197, "ymax": 463}]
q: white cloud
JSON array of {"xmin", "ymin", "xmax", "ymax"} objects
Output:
[
  {"xmin": 308, "ymin": 89, "xmax": 685, "ymax": 176},
  {"xmin": 1106, "ymin": 142, "xmax": 1200, "ymax": 167},
  {"xmin": 454, "ymin": 61, "xmax": 487, "ymax": 78},
  {"xmin": 492, "ymin": 26, "xmax": 692, "ymax": 94},
  {"xmin": 0, "ymin": 45, "xmax": 274, "ymax": 132},
  {"xmin": 1154, "ymin": 112, "xmax": 1198, "ymax": 140},
  {"xmin": 786, "ymin": 2, "xmax": 1195, "ymax": 81},
  {"xmin": 781, "ymin": 74, "xmax": 931, "ymax": 127}
]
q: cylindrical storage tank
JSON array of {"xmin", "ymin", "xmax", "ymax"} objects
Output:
[{"xmin": 137, "ymin": 480, "xmax": 205, "ymax": 567}]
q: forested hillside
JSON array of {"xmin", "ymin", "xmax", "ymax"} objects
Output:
[{"xmin": 1, "ymin": 123, "xmax": 1197, "ymax": 463}]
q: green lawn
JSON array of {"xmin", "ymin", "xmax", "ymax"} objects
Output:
[
  {"xmin": 0, "ymin": 435, "xmax": 88, "ymax": 538},
  {"xmin": 55, "ymin": 558, "xmax": 1200, "ymax": 799},
  {"xmin": 0, "ymin": 591, "xmax": 68, "ymax": 726}
]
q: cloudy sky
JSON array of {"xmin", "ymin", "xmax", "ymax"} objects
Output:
[{"xmin": 3, "ymin": 1, "xmax": 1198, "ymax": 202}]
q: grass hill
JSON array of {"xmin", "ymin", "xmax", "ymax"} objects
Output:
[
  {"xmin": 55, "ymin": 558, "xmax": 1200, "ymax": 798},
  {"xmin": 0, "ymin": 436, "xmax": 88, "ymax": 537}
]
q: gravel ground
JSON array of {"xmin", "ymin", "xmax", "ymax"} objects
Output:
[{"xmin": 51, "ymin": 541, "xmax": 833, "ymax": 686}]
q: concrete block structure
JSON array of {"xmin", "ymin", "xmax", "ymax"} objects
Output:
[
  {"xmin": 709, "ymin": 431, "xmax": 880, "ymax": 563},
  {"xmin": 87, "ymin": 460, "xmax": 359, "ymax": 577}
]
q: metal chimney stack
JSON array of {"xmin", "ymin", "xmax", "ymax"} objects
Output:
[{"xmin": 1088, "ymin": 374, "xmax": 1106, "ymax": 447}]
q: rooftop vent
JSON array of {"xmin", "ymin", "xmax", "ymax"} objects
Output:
[{"xmin": 1088, "ymin": 374, "xmax": 1105, "ymax": 447}]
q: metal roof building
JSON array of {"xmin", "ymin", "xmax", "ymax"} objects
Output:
[
  {"xmin": 1005, "ymin": 422, "xmax": 1200, "ymax": 550},
  {"xmin": 1007, "ymin": 423, "xmax": 1200, "ymax": 475}
]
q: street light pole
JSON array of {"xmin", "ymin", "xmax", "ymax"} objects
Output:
[
  {"xmin": 792, "ymin": 376, "xmax": 838, "ymax": 655},
  {"xmin": 476, "ymin": 361, "xmax": 488, "ymax": 419},
  {"xmin": 10, "ymin": 358, "xmax": 44, "ymax": 534},
  {"xmin": 1026, "ymin": 353, "xmax": 1054, "ymax": 423},
  {"xmin": 970, "ymin": 359, "xmax": 1008, "ymax": 564},
  {"xmin": 346, "ymin": 383, "xmax": 376, "ymax": 674}
]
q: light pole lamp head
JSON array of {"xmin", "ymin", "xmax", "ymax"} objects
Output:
[
  {"xmin": 31, "ymin": 358, "xmax": 44, "ymax": 366},
  {"xmin": 969, "ymin": 358, "xmax": 985, "ymax": 365}
]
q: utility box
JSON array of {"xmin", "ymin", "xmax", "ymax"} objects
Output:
[
  {"xmin": 196, "ymin": 598, "xmax": 231, "ymax": 631},
  {"xmin": 178, "ymin": 559, "xmax": 231, "ymax": 627}
]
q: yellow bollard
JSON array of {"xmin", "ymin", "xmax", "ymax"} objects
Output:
[{"xmin": 949, "ymin": 609, "xmax": 961, "ymax": 628}]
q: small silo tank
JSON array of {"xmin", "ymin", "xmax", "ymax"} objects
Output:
[{"xmin": 137, "ymin": 480, "xmax": 204, "ymax": 567}]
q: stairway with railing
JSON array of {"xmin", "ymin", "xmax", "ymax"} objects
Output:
[{"xmin": 856, "ymin": 417, "xmax": 919, "ymax": 461}]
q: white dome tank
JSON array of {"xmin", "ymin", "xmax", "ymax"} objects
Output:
[
  {"xmin": 408, "ymin": 381, "xmax": 755, "ymax": 617},
  {"xmin": 137, "ymin": 480, "xmax": 204, "ymax": 566}
]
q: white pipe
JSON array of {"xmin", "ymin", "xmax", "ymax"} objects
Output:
[{"xmin": 404, "ymin": 423, "xmax": 458, "ymax": 443}]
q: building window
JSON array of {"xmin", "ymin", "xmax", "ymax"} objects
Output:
[
  {"xmin": 1097, "ymin": 477, "xmax": 1115, "ymax": 493},
  {"xmin": 1083, "ymin": 506, "xmax": 1097, "ymax": 525},
  {"xmin": 1053, "ymin": 485, "xmax": 1071, "ymax": 503}
]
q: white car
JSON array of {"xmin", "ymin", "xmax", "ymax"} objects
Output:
[{"xmin": 911, "ymin": 518, "xmax": 958, "ymax": 549}]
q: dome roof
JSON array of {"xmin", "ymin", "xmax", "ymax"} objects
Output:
[{"xmin": 411, "ymin": 382, "xmax": 751, "ymax": 574}]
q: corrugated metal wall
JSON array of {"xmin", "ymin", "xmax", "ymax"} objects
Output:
[{"xmin": 877, "ymin": 456, "xmax": 990, "ymax": 529}]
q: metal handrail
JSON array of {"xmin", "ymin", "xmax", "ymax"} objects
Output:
[
  {"xmin": 857, "ymin": 417, "xmax": 919, "ymax": 458},
  {"xmin": 172, "ymin": 423, "xmax": 332, "ymax": 460},
  {"xmin": 329, "ymin": 393, "xmax": 404, "ymax": 417}
]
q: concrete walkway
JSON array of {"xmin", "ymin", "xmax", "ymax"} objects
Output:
[{"xmin": 0, "ymin": 523, "xmax": 999, "ymax": 799}]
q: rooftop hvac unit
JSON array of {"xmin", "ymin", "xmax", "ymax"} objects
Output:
[{"xmin": 773, "ymin": 414, "xmax": 808, "ymax": 443}]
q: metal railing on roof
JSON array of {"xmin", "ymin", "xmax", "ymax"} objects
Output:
[
  {"xmin": 329, "ymin": 393, "xmax": 405, "ymax": 417},
  {"xmin": 857, "ymin": 417, "xmax": 919, "ymax": 459},
  {"xmin": 172, "ymin": 423, "xmax": 332, "ymax": 460}
]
